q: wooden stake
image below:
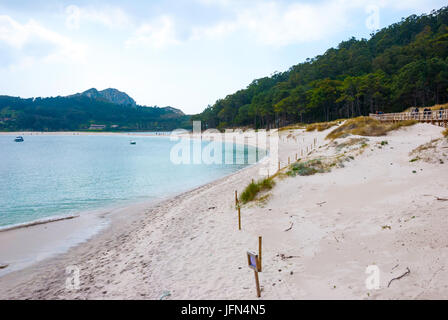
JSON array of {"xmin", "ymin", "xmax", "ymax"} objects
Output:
[
  {"xmin": 235, "ymin": 190, "xmax": 238, "ymax": 206},
  {"xmin": 278, "ymin": 161, "xmax": 280, "ymax": 171},
  {"xmin": 295, "ymin": 153, "xmax": 297, "ymax": 161},
  {"xmin": 238, "ymin": 206, "xmax": 241, "ymax": 230},
  {"xmin": 258, "ymin": 236, "xmax": 262, "ymax": 272},
  {"xmin": 254, "ymin": 270, "xmax": 261, "ymax": 298},
  {"xmin": 288, "ymin": 157, "xmax": 290, "ymax": 165}
]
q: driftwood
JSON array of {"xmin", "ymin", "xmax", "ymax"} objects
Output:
[
  {"xmin": 422, "ymin": 195, "xmax": 448, "ymax": 201},
  {"xmin": 284, "ymin": 222, "xmax": 294, "ymax": 232},
  {"xmin": 317, "ymin": 201, "xmax": 327, "ymax": 206},
  {"xmin": 277, "ymin": 254, "xmax": 300, "ymax": 261},
  {"xmin": 388, "ymin": 267, "xmax": 411, "ymax": 288}
]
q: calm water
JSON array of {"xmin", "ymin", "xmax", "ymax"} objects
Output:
[{"xmin": 0, "ymin": 134, "xmax": 259, "ymax": 228}]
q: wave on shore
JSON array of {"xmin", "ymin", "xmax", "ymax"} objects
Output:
[{"xmin": 0, "ymin": 214, "xmax": 79, "ymax": 232}]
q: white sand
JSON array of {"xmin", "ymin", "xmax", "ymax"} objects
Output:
[{"xmin": 0, "ymin": 123, "xmax": 447, "ymax": 299}]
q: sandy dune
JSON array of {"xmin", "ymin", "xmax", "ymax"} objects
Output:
[{"xmin": 0, "ymin": 123, "xmax": 447, "ymax": 299}]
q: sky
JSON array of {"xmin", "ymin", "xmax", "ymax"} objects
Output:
[{"xmin": 0, "ymin": 0, "xmax": 446, "ymax": 114}]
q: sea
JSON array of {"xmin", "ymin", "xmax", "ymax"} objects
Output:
[{"xmin": 0, "ymin": 133, "xmax": 261, "ymax": 229}]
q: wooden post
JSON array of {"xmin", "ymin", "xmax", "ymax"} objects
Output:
[
  {"xmin": 254, "ymin": 270, "xmax": 261, "ymax": 298},
  {"xmin": 288, "ymin": 157, "xmax": 290, "ymax": 165},
  {"xmin": 235, "ymin": 190, "xmax": 238, "ymax": 207},
  {"xmin": 258, "ymin": 236, "xmax": 262, "ymax": 272},
  {"xmin": 238, "ymin": 206, "xmax": 241, "ymax": 230},
  {"xmin": 278, "ymin": 161, "xmax": 280, "ymax": 171},
  {"xmin": 295, "ymin": 153, "xmax": 297, "ymax": 161}
]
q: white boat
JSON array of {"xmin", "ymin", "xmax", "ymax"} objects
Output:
[{"xmin": 130, "ymin": 140, "xmax": 136, "ymax": 145}]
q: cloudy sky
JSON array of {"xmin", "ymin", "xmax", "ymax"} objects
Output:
[{"xmin": 0, "ymin": 0, "xmax": 446, "ymax": 114}]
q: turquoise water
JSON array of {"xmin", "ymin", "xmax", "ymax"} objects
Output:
[{"xmin": 0, "ymin": 135, "xmax": 259, "ymax": 228}]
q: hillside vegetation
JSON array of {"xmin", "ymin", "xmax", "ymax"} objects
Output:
[
  {"xmin": 194, "ymin": 6, "xmax": 448, "ymax": 130},
  {"xmin": 0, "ymin": 93, "xmax": 190, "ymax": 132}
]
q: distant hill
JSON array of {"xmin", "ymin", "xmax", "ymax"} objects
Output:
[
  {"xmin": 193, "ymin": 6, "xmax": 448, "ymax": 130},
  {"xmin": 0, "ymin": 89, "xmax": 190, "ymax": 131},
  {"xmin": 72, "ymin": 88, "xmax": 137, "ymax": 106}
]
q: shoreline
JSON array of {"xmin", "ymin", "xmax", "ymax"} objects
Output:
[
  {"xmin": 0, "ymin": 214, "xmax": 79, "ymax": 233},
  {"xmin": 0, "ymin": 149, "xmax": 268, "ymax": 297},
  {"xmin": 0, "ymin": 131, "xmax": 171, "ymax": 137},
  {"xmin": 0, "ymin": 132, "xmax": 270, "ymax": 281},
  {"xmin": 0, "ymin": 127, "xmax": 310, "ymax": 299}
]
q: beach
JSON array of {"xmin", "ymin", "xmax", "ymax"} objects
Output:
[{"xmin": 1, "ymin": 123, "xmax": 448, "ymax": 299}]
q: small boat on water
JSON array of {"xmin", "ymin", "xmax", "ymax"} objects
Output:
[
  {"xmin": 14, "ymin": 136, "xmax": 24, "ymax": 142},
  {"xmin": 130, "ymin": 140, "xmax": 136, "ymax": 145}
]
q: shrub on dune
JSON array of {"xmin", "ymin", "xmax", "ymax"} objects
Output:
[
  {"xmin": 326, "ymin": 117, "xmax": 417, "ymax": 139},
  {"xmin": 287, "ymin": 159, "xmax": 327, "ymax": 176},
  {"xmin": 306, "ymin": 121, "xmax": 338, "ymax": 132},
  {"xmin": 240, "ymin": 177, "xmax": 275, "ymax": 204}
]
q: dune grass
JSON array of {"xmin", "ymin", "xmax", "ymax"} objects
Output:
[
  {"xmin": 287, "ymin": 159, "xmax": 327, "ymax": 177},
  {"xmin": 279, "ymin": 123, "xmax": 306, "ymax": 131},
  {"xmin": 443, "ymin": 128, "xmax": 448, "ymax": 138},
  {"xmin": 240, "ymin": 177, "xmax": 276, "ymax": 204},
  {"xmin": 326, "ymin": 116, "xmax": 417, "ymax": 140},
  {"xmin": 334, "ymin": 137, "xmax": 369, "ymax": 151},
  {"xmin": 306, "ymin": 121, "xmax": 338, "ymax": 132}
]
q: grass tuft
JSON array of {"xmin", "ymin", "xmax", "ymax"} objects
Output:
[
  {"xmin": 279, "ymin": 123, "xmax": 306, "ymax": 131},
  {"xmin": 306, "ymin": 121, "xmax": 338, "ymax": 132},
  {"xmin": 287, "ymin": 159, "xmax": 327, "ymax": 176},
  {"xmin": 240, "ymin": 177, "xmax": 275, "ymax": 204},
  {"xmin": 443, "ymin": 128, "xmax": 448, "ymax": 138},
  {"xmin": 326, "ymin": 117, "xmax": 417, "ymax": 140},
  {"xmin": 334, "ymin": 137, "xmax": 369, "ymax": 151}
]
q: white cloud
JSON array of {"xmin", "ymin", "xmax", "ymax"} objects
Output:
[
  {"xmin": 65, "ymin": 4, "xmax": 131, "ymax": 30},
  {"xmin": 191, "ymin": 0, "xmax": 445, "ymax": 46},
  {"xmin": 0, "ymin": 15, "xmax": 86, "ymax": 68},
  {"xmin": 195, "ymin": 0, "xmax": 234, "ymax": 6},
  {"xmin": 191, "ymin": 1, "xmax": 349, "ymax": 45},
  {"xmin": 125, "ymin": 16, "xmax": 180, "ymax": 49}
]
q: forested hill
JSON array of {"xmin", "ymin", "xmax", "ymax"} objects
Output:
[
  {"xmin": 194, "ymin": 6, "xmax": 448, "ymax": 130},
  {"xmin": 0, "ymin": 90, "xmax": 190, "ymax": 132}
]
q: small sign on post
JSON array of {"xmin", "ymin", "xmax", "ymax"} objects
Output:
[{"xmin": 247, "ymin": 251, "xmax": 261, "ymax": 297}]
